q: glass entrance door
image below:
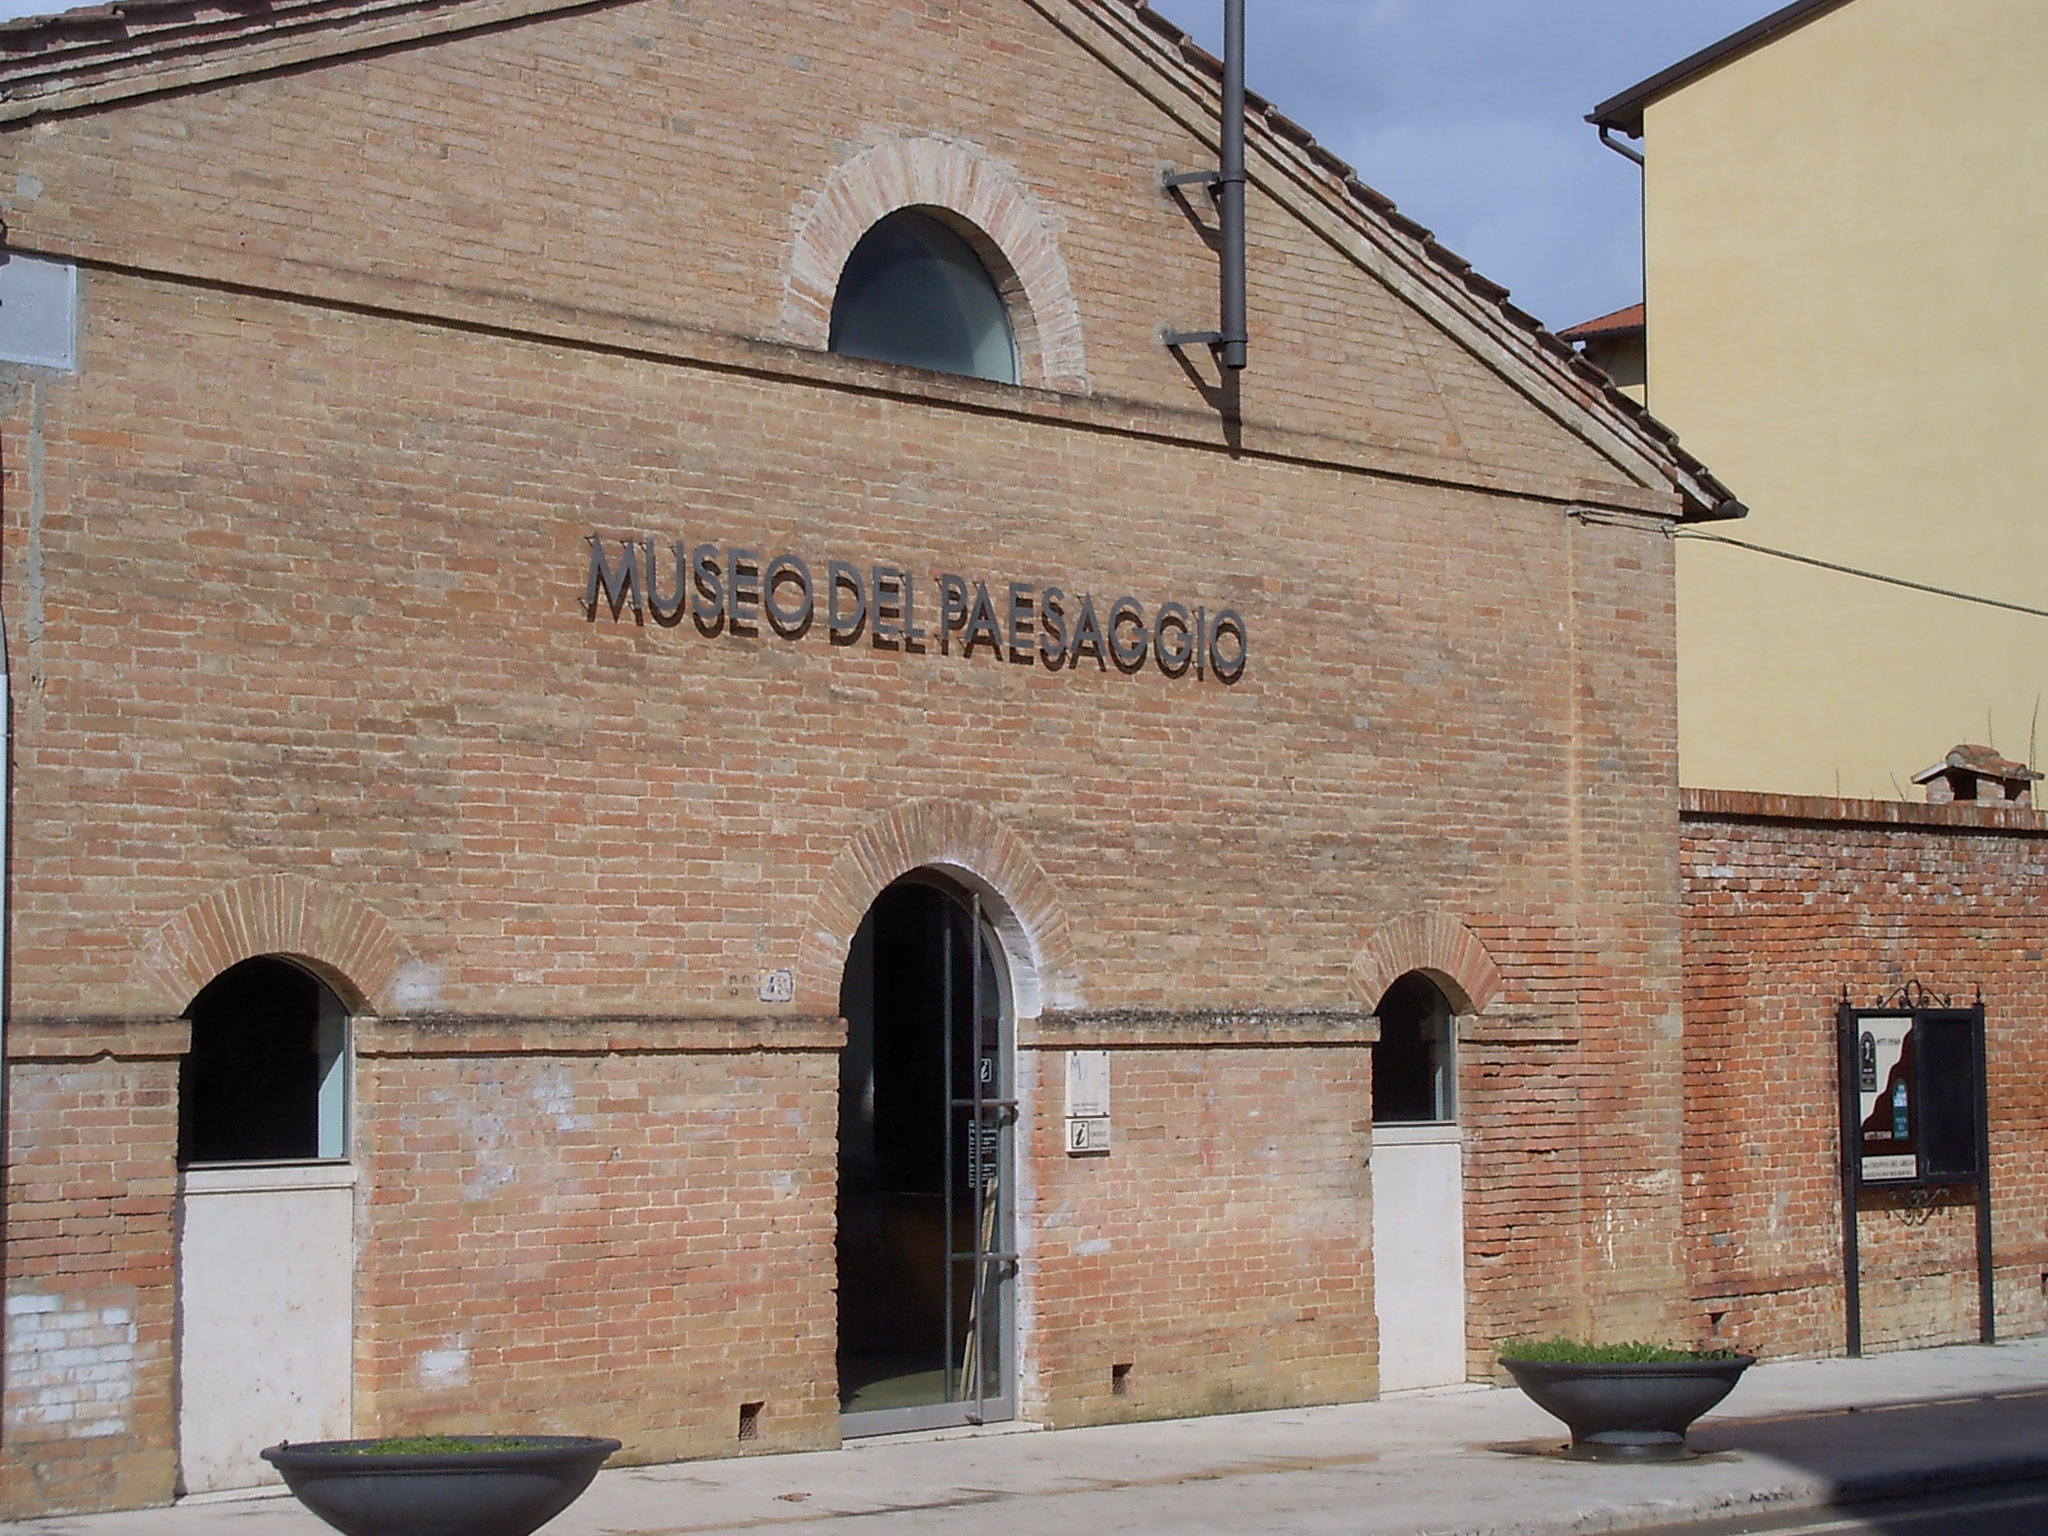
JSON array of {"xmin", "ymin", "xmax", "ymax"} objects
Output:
[{"xmin": 837, "ymin": 878, "xmax": 1015, "ymax": 1434}]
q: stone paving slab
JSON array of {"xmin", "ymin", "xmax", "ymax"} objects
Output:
[{"xmin": 12, "ymin": 1338, "xmax": 2048, "ymax": 1536}]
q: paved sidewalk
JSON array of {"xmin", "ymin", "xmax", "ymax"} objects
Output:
[{"xmin": 12, "ymin": 1338, "xmax": 2048, "ymax": 1536}]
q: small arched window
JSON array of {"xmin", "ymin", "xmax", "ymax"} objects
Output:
[
  {"xmin": 829, "ymin": 209, "xmax": 1019, "ymax": 384},
  {"xmin": 1372, "ymin": 972, "xmax": 1457, "ymax": 1125},
  {"xmin": 179, "ymin": 956, "xmax": 349, "ymax": 1165}
]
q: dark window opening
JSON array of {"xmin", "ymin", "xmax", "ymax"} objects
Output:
[
  {"xmin": 829, "ymin": 209, "xmax": 1019, "ymax": 384},
  {"xmin": 179, "ymin": 956, "xmax": 348, "ymax": 1165},
  {"xmin": 1372, "ymin": 972, "xmax": 1456, "ymax": 1125}
]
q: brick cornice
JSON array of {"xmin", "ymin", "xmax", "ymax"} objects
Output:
[
  {"xmin": 352, "ymin": 1013, "xmax": 845, "ymax": 1055},
  {"xmin": 1680, "ymin": 786, "xmax": 2048, "ymax": 836},
  {"xmin": 4, "ymin": 1016, "xmax": 191, "ymax": 1060},
  {"xmin": 1027, "ymin": 1007, "xmax": 1377, "ymax": 1048}
]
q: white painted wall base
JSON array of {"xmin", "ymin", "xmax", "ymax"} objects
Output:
[
  {"xmin": 1371, "ymin": 1124, "xmax": 1466, "ymax": 1393},
  {"xmin": 176, "ymin": 1162, "xmax": 355, "ymax": 1494}
]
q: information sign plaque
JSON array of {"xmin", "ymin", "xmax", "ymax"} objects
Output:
[{"xmin": 1854, "ymin": 1013, "xmax": 1917, "ymax": 1182}]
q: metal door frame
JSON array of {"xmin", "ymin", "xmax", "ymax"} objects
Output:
[{"xmin": 840, "ymin": 879, "xmax": 1017, "ymax": 1437}]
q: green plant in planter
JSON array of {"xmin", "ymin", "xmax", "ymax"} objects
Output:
[
  {"xmin": 319, "ymin": 1435, "xmax": 561, "ymax": 1455},
  {"xmin": 1501, "ymin": 1338, "xmax": 1741, "ymax": 1364}
]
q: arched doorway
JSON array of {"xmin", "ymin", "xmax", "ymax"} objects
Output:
[
  {"xmin": 836, "ymin": 875, "xmax": 1016, "ymax": 1434},
  {"xmin": 175, "ymin": 956, "xmax": 355, "ymax": 1494},
  {"xmin": 1370, "ymin": 971, "xmax": 1466, "ymax": 1391}
]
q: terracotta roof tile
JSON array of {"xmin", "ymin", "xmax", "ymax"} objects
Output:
[{"xmin": 1560, "ymin": 303, "xmax": 1645, "ymax": 343}]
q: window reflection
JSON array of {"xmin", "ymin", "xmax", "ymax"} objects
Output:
[{"xmin": 830, "ymin": 210, "xmax": 1018, "ymax": 384}]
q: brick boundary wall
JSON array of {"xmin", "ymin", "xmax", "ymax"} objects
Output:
[{"xmin": 1680, "ymin": 787, "xmax": 2048, "ymax": 1359}]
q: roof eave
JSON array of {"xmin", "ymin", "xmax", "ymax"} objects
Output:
[{"xmin": 1587, "ymin": 0, "xmax": 1857, "ymax": 137}]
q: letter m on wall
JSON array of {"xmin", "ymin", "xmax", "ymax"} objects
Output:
[{"xmin": 586, "ymin": 536, "xmax": 642, "ymax": 619}]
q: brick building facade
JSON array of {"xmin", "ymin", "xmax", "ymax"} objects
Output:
[{"xmin": 0, "ymin": 0, "xmax": 1800, "ymax": 1517}]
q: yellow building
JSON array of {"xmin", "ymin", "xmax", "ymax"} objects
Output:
[{"xmin": 1590, "ymin": 0, "xmax": 2048, "ymax": 799}]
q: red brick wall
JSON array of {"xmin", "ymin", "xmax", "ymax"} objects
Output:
[
  {"xmin": 352, "ymin": 1027, "xmax": 842, "ymax": 1458},
  {"xmin": 1681, "ymin": 789, "xmax": 2048, "ymax": 1359},
  {"xmin": 1023, "ymin": 1039, "xmax": 1377, "ymax": 1424},
  {"xmin": 0, "ymin": 1022, "xmax": 185, "ymax": 1515}
]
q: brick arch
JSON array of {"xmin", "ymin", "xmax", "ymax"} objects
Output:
[
  {"xmin": 1351, "ymin": 912, "xmax": 1503, "ymax": 1017},
  {"xmin": 796, "ymin": 799, "xmax": 1078, "ymax": 1018},
  {"xmin": 134, "ymin": 873, "xmax": 413, "ymax": 1015},
  {"xmin": 781, "ymin": 134, "xmax": 1089, "ymax": 393}
]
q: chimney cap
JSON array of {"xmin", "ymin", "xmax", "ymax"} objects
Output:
[
  {"xmin": 1912, "ymin": 743, "xmax": 2042, "ymax": 804},
  {"xmin": 1911, "ymin": 743, "xmax": 2043, "ymax": 786}
]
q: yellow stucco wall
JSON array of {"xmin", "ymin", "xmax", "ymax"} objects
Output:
[{"xmin": 1645, "ymin": 0, "xmax": 2048, "ymax": 798}]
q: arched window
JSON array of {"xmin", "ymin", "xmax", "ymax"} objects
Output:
[
  {"xmin": 1372, "ymin": 972, "xmax": 1457, "ymax": 1125},
  {"xmin": 829, "ymin": 210, "xmax": 1019, "ymax": 384},
  {"xmin": 179, "ymin": 957, "xmax": 349, "ymax": 1165}
]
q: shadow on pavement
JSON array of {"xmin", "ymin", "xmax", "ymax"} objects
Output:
[{"xmin": 1686, "ymin": 1386, "xmax": 2048, "ymax": 1533}]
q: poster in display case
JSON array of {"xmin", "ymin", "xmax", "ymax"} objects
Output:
[{"xmin": 1853, "ymin": 1013, "xmax": 1917, "ymax": 1182}]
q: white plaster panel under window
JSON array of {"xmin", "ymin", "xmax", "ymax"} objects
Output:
[
  {"xmin": 177, "ymin": 1161, "xmax": 355, "ymax": 1493},
  {"xmin": 0, "ymin": 255, "xmax": 76, "ymax": 371},
  {"xmin": 1372, "ymin": 1123, "xmax": 1466, "ymax": 1392}
]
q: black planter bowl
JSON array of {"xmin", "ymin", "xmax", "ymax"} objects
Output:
[
  {"xmin": 1499, "ymin": 1356, "xmax": 1755, "ymax": 1462},
  {"xmin": 260, "ymin": 1435, "xmax": 622, "ymax": 1536}
]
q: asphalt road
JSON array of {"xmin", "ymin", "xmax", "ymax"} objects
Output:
[{"xmin": 1607, "ymin": 1477, "xmax": 2048, "ymax": 1536}]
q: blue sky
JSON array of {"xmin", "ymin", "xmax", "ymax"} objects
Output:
[{"xmin": 1147, "ymin": 0, "xmax": 1779, "ymax": 330}]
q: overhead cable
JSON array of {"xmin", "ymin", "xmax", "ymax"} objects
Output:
[{"xmin": 1674, "ymin": 531, "xmax": 2048, "ymax": 621}]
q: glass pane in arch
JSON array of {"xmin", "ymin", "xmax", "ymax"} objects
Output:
[
  {"xmin": 829, "ymin": 210, "xmax": 1019, "ymax": 384},
  {"xmin": 1372, "ymin": 972, "xmax": 1457, "ymax": 1124}
]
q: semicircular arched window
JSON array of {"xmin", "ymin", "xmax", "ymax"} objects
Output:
[{"xmin": 829, "ymin": 209, "xmax": 1019, "ymax": 385}]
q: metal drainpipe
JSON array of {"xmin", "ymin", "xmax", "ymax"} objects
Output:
[
  {"xmin": 1218, "ymin": 0, "xmax": 1248, "ymax": 369},
  {"xmin": 1162, "ymin": 0, "xmax": 1249, "ymax": 369},
  {"xmin": 1597, "ymin": 123, "xmax": 1645, "ymax": 167}
]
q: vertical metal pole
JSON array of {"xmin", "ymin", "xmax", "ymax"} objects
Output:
[
  {"xmin": 0, "ymin": 617, "xmax": 10, "ymax": 1428},
  {"xmin": 971, "ymin": 894, "xmax": 986, "ymax": 1423},
  {"xmin": 1974, "ymin": 1004, "xmax": 1995, "ymax": 1344},
  {"xmin": 1838, "ymin": 1004, "xmax": 1863, "ymax": 1357},
  {"xmin": 941, "ymin": 907, "xmax": 955, "ymax": 1400},
  {"xmin": 1219, "ymin": 0, "xmax": 1248, "ymax": 369}
]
